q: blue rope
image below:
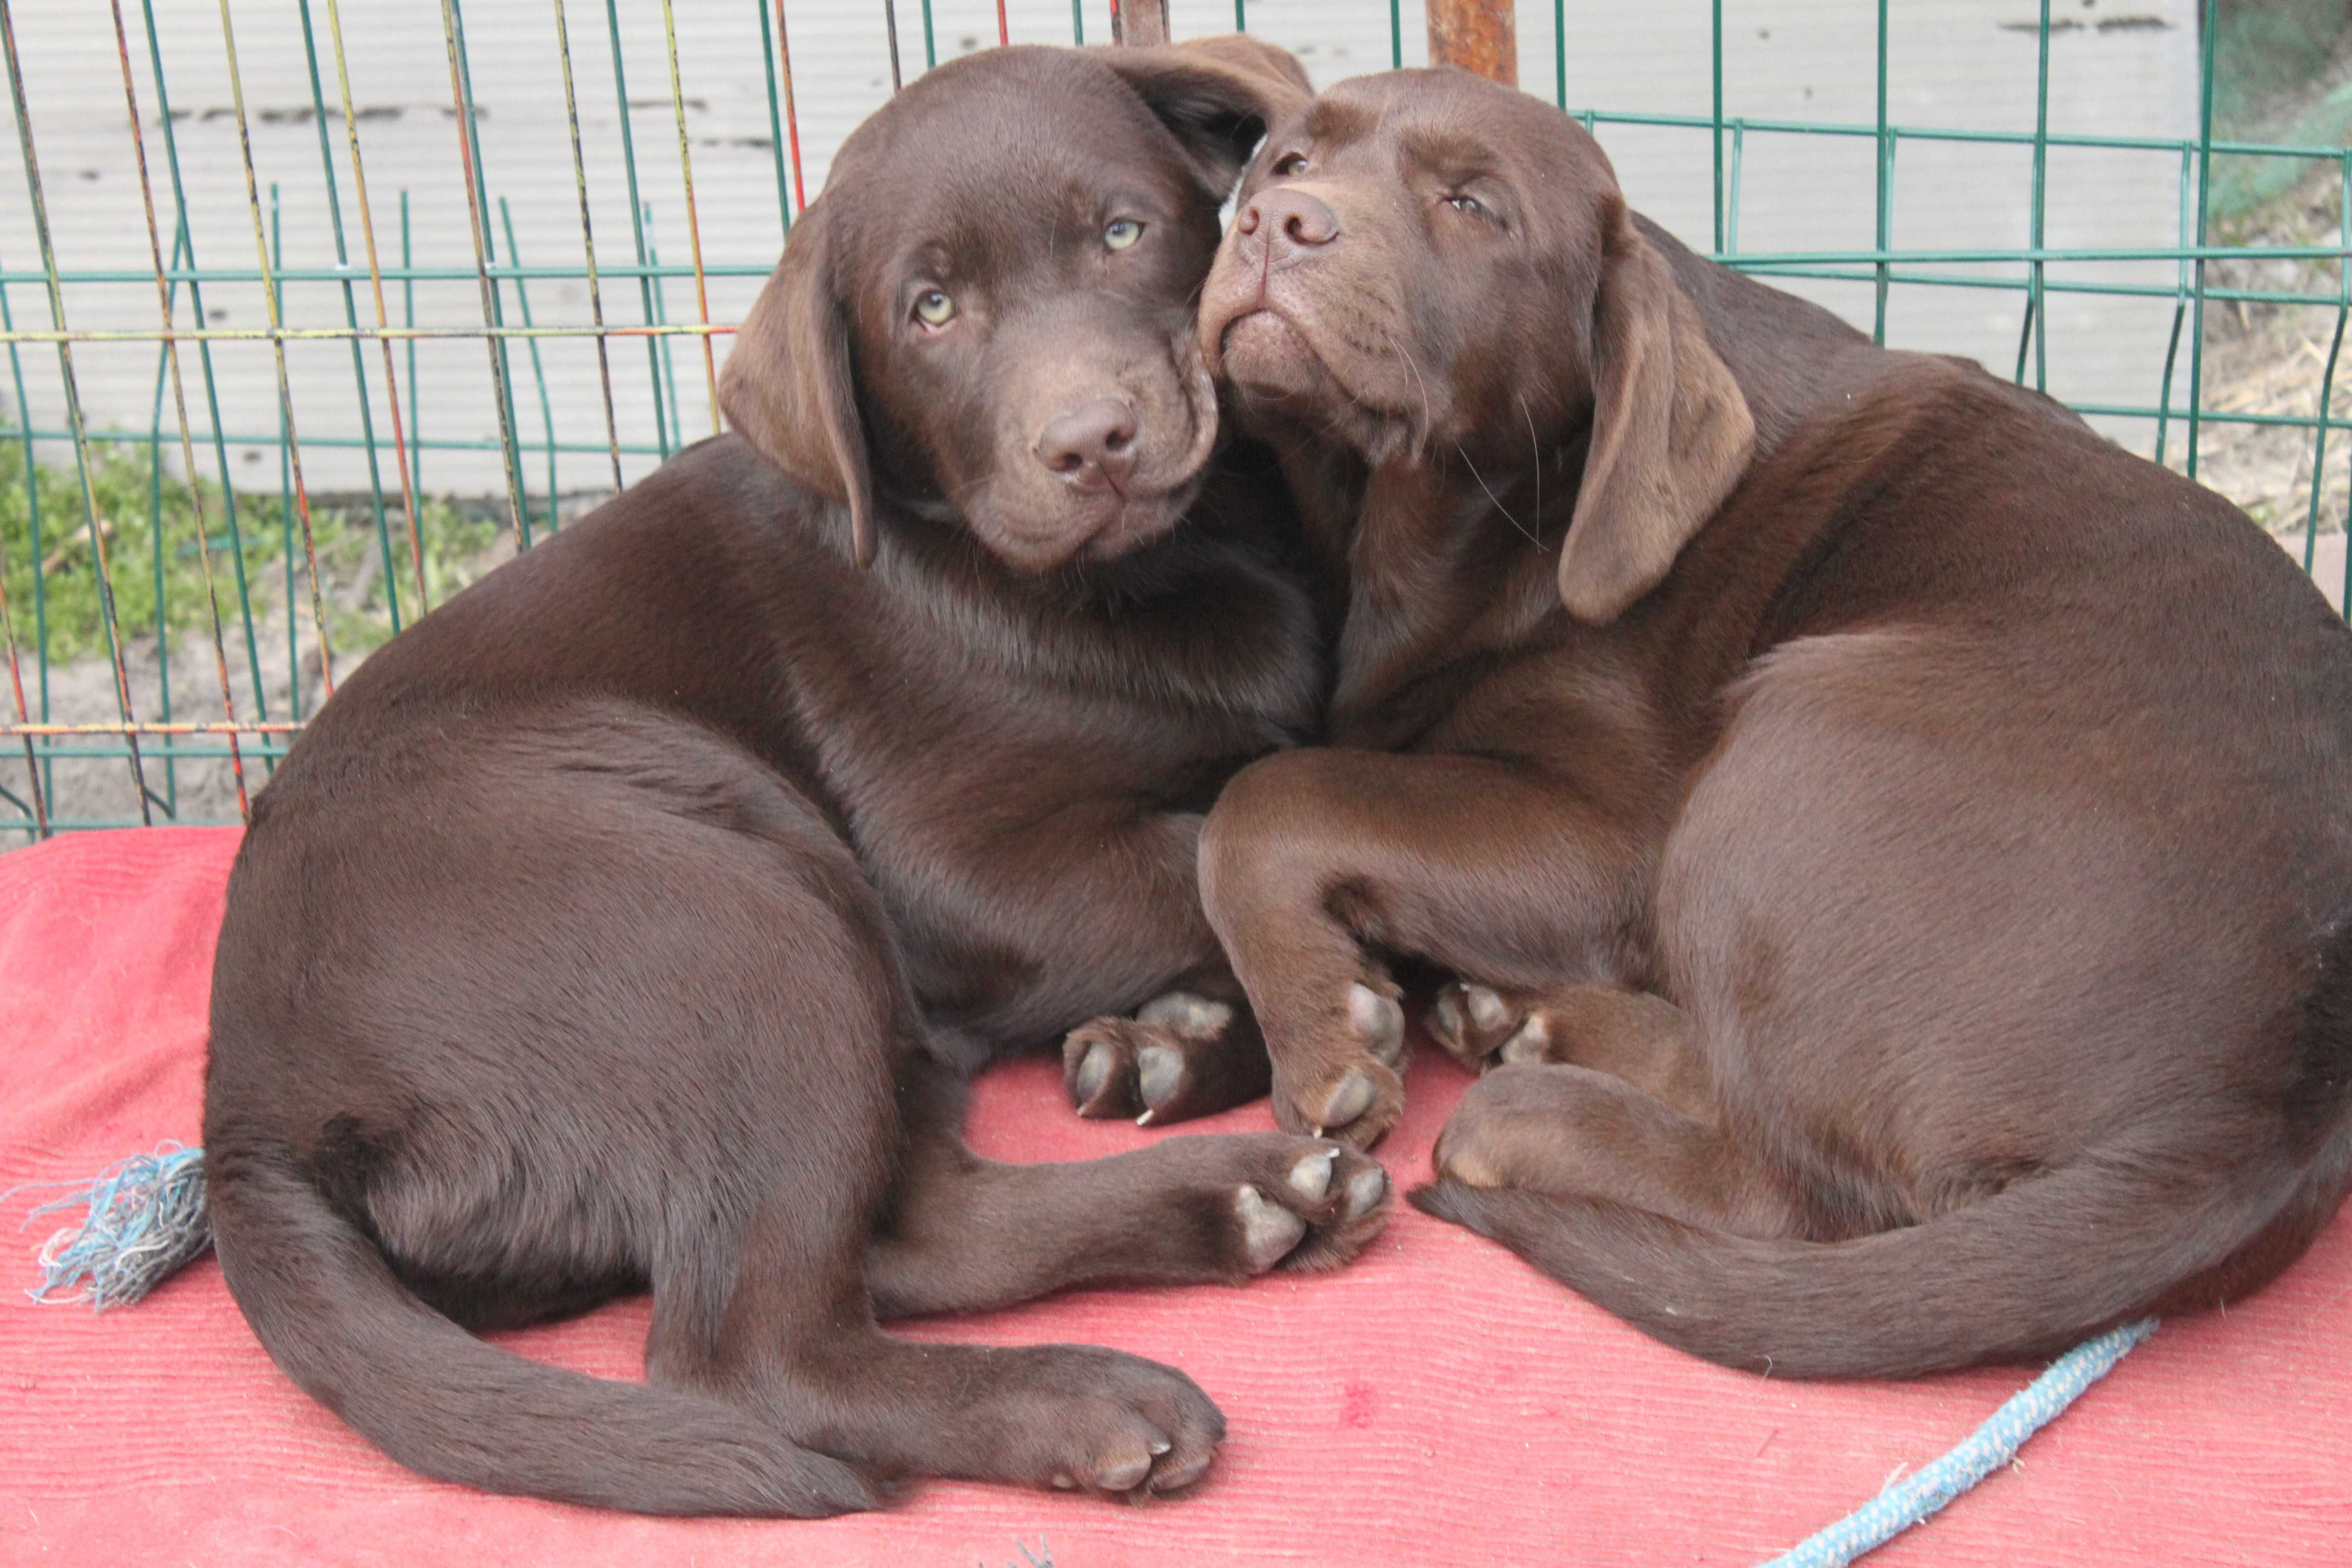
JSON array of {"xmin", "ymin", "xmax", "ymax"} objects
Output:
[
  {"xmin": 1759, "ymin": 1318, "xmax": 2158, "ymax": 1568},
  {"xmin": 8, "ymin": 1142, "xmax": 212, "ymax": 1309}
]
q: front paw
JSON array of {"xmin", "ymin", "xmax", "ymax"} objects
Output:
[
  {"xmin": 1349, "ymin": 969, "xmax": 1408, "ymax": 1070},
  {"xmin": 1276, "ymin": 1056, "xmax": 1406, "ymax": 1151},
  {"xmin": 1265, "ymin": 967, "xmax": 1410, "ymax": 1150},
  {"xmin": 1224, "ymin": 1136, "xmax": 1392, "ymax": 1274},
  {"xmin": 1064, "ymin": 991, "xmax": 1257, "ymax": 1126},
  {"xmin": 1427, "ymin": 980, "xmax": 1549, "ymax": 1071}
]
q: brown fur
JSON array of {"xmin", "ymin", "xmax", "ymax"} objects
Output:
[
  {"xmin": 199, "ymin": 40, "xmax": 1401, "ymax": 1519},
  {"xmin": 1191, "ymin": 66, "xmax": 2352, "ymax": 1377}
]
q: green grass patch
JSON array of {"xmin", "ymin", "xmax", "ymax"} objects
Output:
[{"xmin": 0, "ymin": 429, "xmax": 500, "ymax": 667}]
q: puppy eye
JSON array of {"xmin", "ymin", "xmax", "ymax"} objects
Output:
[
  {"xmin": 913, "ymin": 289, "xmax": 956, "ymax": 328},
  {"xmin": 1103, "ymin": 218, "xmax": 1144, "ymax": 251},
  {"xmin": 1445, "ymin": 193, "xmax": 1486, "ymax": 217},
  {"xmin": 1270, "ymin": 152, "xmax": 1308, "ymax": 177}
]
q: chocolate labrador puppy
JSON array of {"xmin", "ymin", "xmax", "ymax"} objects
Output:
[
  {"xmin": 201, "ymin": 39, "xmax": 1390, "ymax": 1519},
  {"xmin": 1190, "ymin": 67, "xmax": 2352, "ymax": 1376}
]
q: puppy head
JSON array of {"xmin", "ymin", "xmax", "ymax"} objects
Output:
[
  {"xmin": 720, "ymin": 39, "xmax": 1308, "ymax": 575},
  {"xmin": 1198, "ymin": 68, "xmax": 1754, "ymax": 623}
]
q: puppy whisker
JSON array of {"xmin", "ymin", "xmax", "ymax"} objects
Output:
[
  {"xmin": 1383, "ymin": 329, "xmax": 1436, "ymax": 450},
  {"xmin": 1458, "ymin": 444, "xmax": 1539, "ymax": 549},
  {"xmin": 1517, "ymin": 393, "xmax": 1543, "ymax": 535}
]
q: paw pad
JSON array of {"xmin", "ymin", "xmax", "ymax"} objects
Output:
[
  {"xmin": 1498, "ymin": 1014, "xmax": 1552, "ymax": 1066},
  {"xmin": 1136, "ymin": 1043, "xmax": 1185, "ymax": 1110},
  {"xmin": 1136, "ymin": 991, "xmax": 1234, "ymax": 1038},
  {"xmin": 1072, "ymin": 1042, "xmax": 1115, "ymax": 1104},
  {"xmin": 1313, "ymin": 1070, "xmax": 1376, "ymax": 1134},
  {"xmin": 1349, "ymin": 981, "xmax": 1407, "ymax": 1068},
  {"xmin": 1234, "ymin": 1183, "xmax": 1308, "ymax": 1272},
  {"xmin": 1287, "ymin": 1147, "xmax": 1337, "ymax": 1200}
]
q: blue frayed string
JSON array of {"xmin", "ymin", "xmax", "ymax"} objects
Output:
[
  {"xmin": 1758, "ymin": 1318, "xmax": 2158, "ymax": 1568},
  {"xmin": 9, "ymin": 1142, "xmax": 211, "ymax": 1309}
]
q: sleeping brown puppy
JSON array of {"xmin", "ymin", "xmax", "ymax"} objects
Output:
[
  {"xmin": 200, "ymin": 39, "xmax": 1391, "ymax": 1520},
  {"xmin": 1189, "ymin": 66, "xmax": 2352, "ymax": 1377}
]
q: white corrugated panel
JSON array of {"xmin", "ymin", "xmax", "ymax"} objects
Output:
[{"xmin": 0, "ymin": 0, "xmax": 2199, "ymax": 495}]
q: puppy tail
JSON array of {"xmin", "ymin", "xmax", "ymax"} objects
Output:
[
  {"xmin": 1411, "ymin": 1135, "xmax": 2341, "ymax": 1380},
  {"xmin": 1414, "ymin": 910, "xmax": 2352, "ymax": 1380},
  {"xmin": 207, "ymin": 1147, "xmax": 884, "ymax": 1517}
]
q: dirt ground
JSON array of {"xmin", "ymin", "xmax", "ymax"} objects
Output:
[
  {"xmin": 12, "ymin": 524, "xmax": 525, "ymax": 831},
  {"xmin": 2180, "ymin": 233, "xmax": 2350, "ymax": 541}
]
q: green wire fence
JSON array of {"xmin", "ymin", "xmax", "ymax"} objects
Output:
[{"xmin": 0, "ymin": 0, "xmax": 2343, "ymax": 837}]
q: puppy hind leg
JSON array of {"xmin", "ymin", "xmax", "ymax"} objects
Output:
[
  {"xmin": 720, "ymin": 1176, "xmax": 1232, "ymax": 1499},
  {"xmin": 1427, "ymin": 980, "xmax": 1712, "ymax": 1116},
  {"xmin": 625, "ymin": 1042, "xmax": 1226, "ymax": 1500},
  {"xmin": 879, "ymin": 1052, "xmax": 1386, "ymax": 1315},
  {"xmin": 1427, "ymin": 1063, "xmax": 1798, "ymax": 1239}
]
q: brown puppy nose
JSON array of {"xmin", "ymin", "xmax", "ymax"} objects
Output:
[
  {"xmin": 1238, "ymin": 187, "xmax": 1341, "ymax": 262},
  {"xmin": 1034, "ymin": 398, "xmax": 1140, "ymax": 494}
]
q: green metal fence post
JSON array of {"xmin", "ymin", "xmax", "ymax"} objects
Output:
[
  {"xmin": 1714, "ymin": 0, "xmax": 1725, "ymax": 257},
  {"xmin": 605, "ymin": 0, "xmax": 676, "ymax": 457},
  {"xmin": 2300, "ymin": 154, "xmax": 2349, "ymax": 581},
  {"xmin": 496, "ymin": 198, "xmax": 560, "ymax": 537},
  {"xmin": 323, "ymin": 0, "xmax": 431, "ymax": 618},
  {"xmin": 1873, "ymin": 0, "xmax": 1890, "ymax": 345},
  {"xmin": 2, "ymin": 0, "xmax": 154, "ymax": 822},
  {"xmin": 109, "ymin": 0, "xmax": 249, "ymax": 820},
  {"xmin": 294, "ymin": 0, "xmax": 401, "ymax": 633},
  {"xmin": 2188, "ymin": 0, "xmax": 2217, "ymax": 480},
  {"xmin": 2016, "ymin": 0, "xmax": 2050, "ymax": 389},
  {"xmin": 142, "ymin": 0, "xmax": 268, "ymax": 734},
  {"xmin": 442, "ymin": 0, "xmax": 535, "ymax": 548},
  {"xmin": 559, "ymin": 0, "xmax": 629, "ymax": 493}
]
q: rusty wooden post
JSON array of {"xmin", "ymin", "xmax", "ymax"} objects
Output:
[
  {"xmin": 1111, "ymin": 0, "xmax": 1170, "ymax": 48},
  {"xmin": 1428, "ymin": 0, "xmax": 1517, "ymax": 86}
]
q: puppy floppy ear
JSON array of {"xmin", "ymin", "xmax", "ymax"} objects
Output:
[
  {"xmin": 1559, "ymin": 201, "xmax": 1755, "ymax": 624},
  {"xmin": 718, "ymin": 195, "xmax": 877, "ymax": 565},
  {"xmin": 1100, "ymin": 35, "xmax": 1313, "ymax": 200}
]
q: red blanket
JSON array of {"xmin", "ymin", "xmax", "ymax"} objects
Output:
[{"xmin": 2, "ymin": 827, "xmax": 2345, "ymax": 1565}]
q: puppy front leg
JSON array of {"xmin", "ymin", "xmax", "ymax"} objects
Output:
[
  {"xmin": 869, "ymin": 1058, "xmax": 1389, "ymax": 1315},
  {"xmin": 1199, "ymin": 748, "xmax": 1653, "ymax": 1148}
]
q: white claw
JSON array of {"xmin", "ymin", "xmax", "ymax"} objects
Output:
[
  {"xmin": 1135, "ymin": 1109, "xmax": 1158, "ymax": 1127},
  {"xmin": 1467, "ymin": 985, "xmax": 1509, "ymax": 1031}
]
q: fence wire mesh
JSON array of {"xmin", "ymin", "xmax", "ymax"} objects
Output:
[{"xmin": 0, "ymin": 0, "xmax": 2343, "ymax": 837}]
